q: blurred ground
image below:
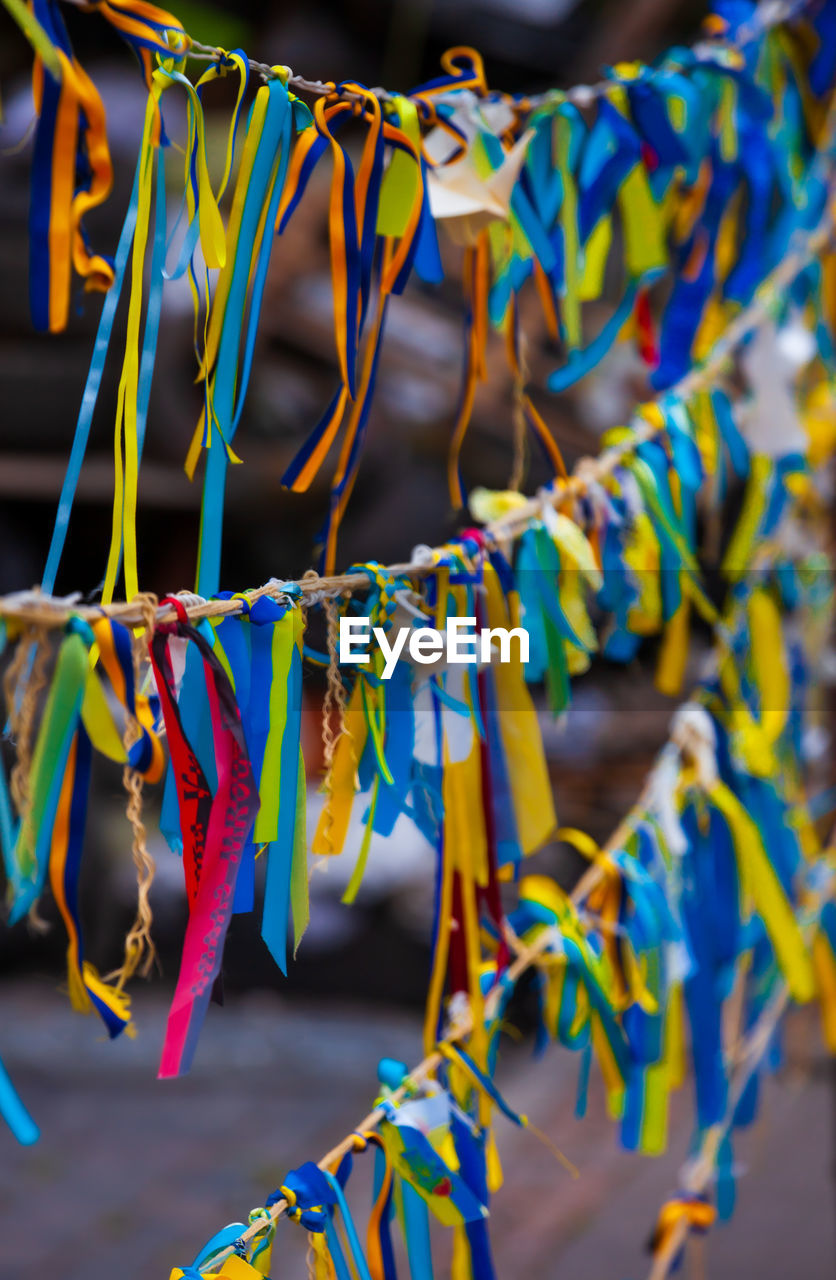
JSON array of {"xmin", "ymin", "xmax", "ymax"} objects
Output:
[{"xmin": 1, "ymin": 981, "xmax": 833, "ymax": 1280}]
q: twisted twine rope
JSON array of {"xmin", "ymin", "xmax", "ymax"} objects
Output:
[{"xmin": 115, "ymin": 593, "xmax": 160, "ymax": 986}]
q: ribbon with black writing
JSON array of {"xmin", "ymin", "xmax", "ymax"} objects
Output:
[{"xmin": 150, "ymin": 598, "xmax": 259, "ymax": 1078}]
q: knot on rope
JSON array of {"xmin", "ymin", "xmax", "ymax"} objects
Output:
[
  {"xmin": 246, "ymin": 1204, "xmax": 276, "ymax": 1267},
  {"xmin": 671, "ymin": 701, "xmax": 718, "ymax": 787},
  {"xmin": 347, "ymin": 561, "xmax": 399, "ymax": 628},
  {"xmin": 409, "ymin": 543, "xmax": 436, "ymax": 567},
  {"xmin": 212, "ymin": 46, "xmax": 238, "ymax": 71},
  {"xmin": 458, "ymin": 527, "xmax": 486, "ymax": 553},
  {"xmin": 65, "ymin": 614, "xmax": 96, "ymax": 646},
  {"xmin": 159, "ymin": 594, "xmax": 191, "ymax": 626},
  {"xmin": 267, "ymin": 1162, "xmax": 335, "ymax": 1233},
  {"xmin": 168, "ymin": 591, "xmax": 207, "ymax": 614},
  {"xmin": 127, "ymin": 591, "xmax": 159, "ymax": 664},
  {"xmin": 299, "ymin": 568, "xmax": 332, "ymax": 608},
  {"xmin": 266, "ymin": 577, "xmax": 303, "ymax": 603},
  {"xmin": 649, "ymin": 1194, "xmax": 716, "ymax": 1257},
  {"xmin": 377, "ymin": 1056, "xmax": 410, "ymax": 1091}
]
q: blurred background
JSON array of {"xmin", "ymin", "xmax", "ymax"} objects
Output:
[{"xmin": 0, "ymin": 2, "xmax": 834, "ymax": 1277}]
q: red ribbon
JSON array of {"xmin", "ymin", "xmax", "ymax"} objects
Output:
[{"xmin": 151, "ymin": 599, "xmax": 259, "ymax": 1078}]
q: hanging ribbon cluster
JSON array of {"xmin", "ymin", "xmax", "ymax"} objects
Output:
[
  {"xmin": 151, "ymin": 590, "xmax": 308, "ymax": 1076},
  {"xmin": 0, "ymin": 238, "xmax": 834, "ymax": 1113},
  {"xmin": 19, "ymin": 0, "xmax": 836, "ymax": 598},
  {"xmin": 512, "ymin": 633, "xmax": 826, "ymax": 1170},
  {"xmin": 166, "ymin": 1045, "xmax": 578, "ymax": 1280},
  {"xmin": 21, "ymin": 0, "xmax": 188, "ymax": 333},
  {"xmin": 308, "ymin": 274, "xmax": 836, "ymax": 1148},
  {"xmin": 3, "ymin": 0, "xmax": 836, "ymax": 1272},
  {"xmin": 162, "ymin": 557, "xmax": 836, "ymax": 1280},
  {"xmin": 0, "ymin": 584, "xmax": 311, "ymax": 1081},
  {"xmin": 1, "ymin": 612, "xmax": 163, "ymax": 1038},
  {"xmin": 285, "ymin": 547, "xmax": 831, "ymax": 1280}
]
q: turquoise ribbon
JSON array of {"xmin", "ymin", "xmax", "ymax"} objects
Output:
[
  {"xmin": 42, "ymin": 153, "xmax": 143, "ymax": 594},
  {"xmin": 321, "ymin": 1168, "xmax": 374, "ymax": 1280},
  {"xmin": 0, "ymin": 1054, "xmax": 38, "ymax": 1145},
  {"xmin": 196, "ymin": 79, "xmax": 294, "ymax": 596}
]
